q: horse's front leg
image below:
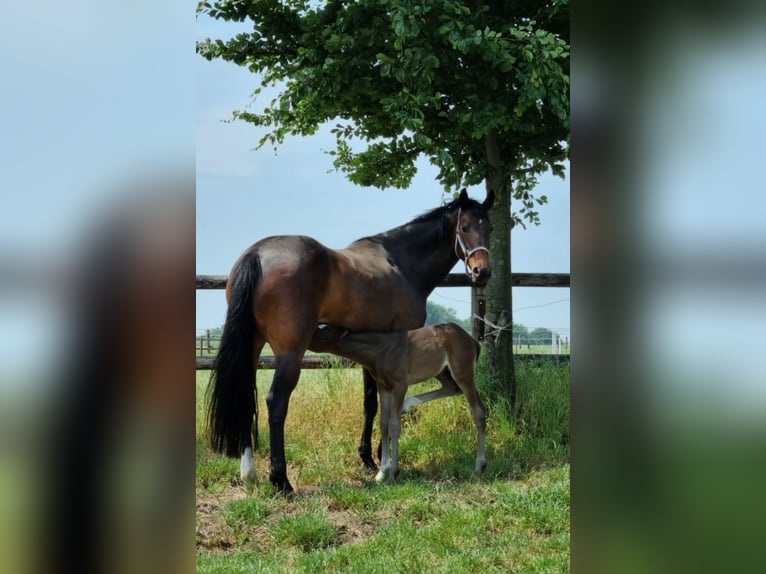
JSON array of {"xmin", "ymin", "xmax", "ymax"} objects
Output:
[
  {"xmin": 358, "ymin": 369, "xmax": 378, "ymax": 470},
  {"xmin": 266, "ymin": 354, "xmax": 302, "ymax": 493},
  {"xmin": 375, "ymin": 391, "xmax": 392, "ymax": 483}
]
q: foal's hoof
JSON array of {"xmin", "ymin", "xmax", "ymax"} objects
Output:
[{"xmin": 375, "ymin": 468, "xmax": 396, "ymax": 484}]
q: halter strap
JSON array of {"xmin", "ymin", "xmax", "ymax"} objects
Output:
[{"xmin": 454, "ymin": 208, "xmax": 490, "ymax": 276}]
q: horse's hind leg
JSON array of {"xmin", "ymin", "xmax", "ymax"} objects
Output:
[
  {"xmin": 266, "ymin": 353, "xmax": 303, "ymax": 493},
  {"xmin": 359, "ymin": 369, "xmax": 379, "ymax": 470},
  {"xmin": 240, "ymin": 338, "xmax": 265, "ymax": 482},
  {"xmin": 401, "ymin": 368, "xmax": 461, "ymax": 415}
]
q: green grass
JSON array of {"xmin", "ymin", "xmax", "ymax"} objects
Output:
[{"xmin": 197, "ymin": 359, "xmax": 569, "ymax": 573}]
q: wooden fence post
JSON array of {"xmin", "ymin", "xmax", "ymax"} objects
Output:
[{"xmin": 471, "ymin": 287, "xmax": 486, "ymax": 341}]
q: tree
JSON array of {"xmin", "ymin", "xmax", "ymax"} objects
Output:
[
  {"xmin": 529, "ymin": 327, "xmax": 553, "ymax": 346},
  {"xmin": 197, "ymin": 0, "xmax": 569, "ymax": 409},
  {"xmin": 512, "ymin": 322, "xmax": 530, "ymax": 346},
  {"xmin": 425, "ymin": 301, "xmax": 464, "ymax": 332}
]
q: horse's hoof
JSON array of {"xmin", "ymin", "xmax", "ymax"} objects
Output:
[
  {"xmin": 375, "ymin": 470, "xmax": 386, "ymax": 483},
  {"xmin": 240, "ymin": 468, "xmax": 257, "ymax": 483},
  {"xmin": 359, "ymin": 446, "xmax": 378, "ymax": 471},
  {"xmin": 240, "ymin": 454, "xmax": 257, "ymax": 482},
  {"xmin": 271, "ymin": 479, "xmax": 294, "ymax": 495},
  {"xmin": 269, "ymin": 469, "xmax": 294, "ymax": 494},
  {"xmin": 359, "ymin": 450, "xmax": 378, "ymax": 471}
]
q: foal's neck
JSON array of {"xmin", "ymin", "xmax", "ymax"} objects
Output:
[{"xmin": 325, "ymin": 331, "xmax": 404, "ymax": 369}]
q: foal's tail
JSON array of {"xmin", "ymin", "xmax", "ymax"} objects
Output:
[{"xmin": 207, "ymin": 251, "xmax": 261, "ymax": 458}]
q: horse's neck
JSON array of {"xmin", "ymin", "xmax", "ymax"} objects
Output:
[{"xmin": 367, "ymin": 222, "xmax": 458, "ymax": 296}]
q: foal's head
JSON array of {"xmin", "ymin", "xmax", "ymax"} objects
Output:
[
  {"xmin": 448, "ymin": 188, "xmax": 494, "ymax": 282},
  {"xmin": 310, "ymin": 324, "xmax": 348, "ymax": 352}
]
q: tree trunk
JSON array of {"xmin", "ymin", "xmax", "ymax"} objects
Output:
[{"xmin": 483, "ymin": 130, "xmax": 516, "ymax": 411}]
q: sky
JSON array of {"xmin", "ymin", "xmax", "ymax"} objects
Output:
[{"xmin": 195, "ymin": 13, "xmax": 571, "ymax": 341}]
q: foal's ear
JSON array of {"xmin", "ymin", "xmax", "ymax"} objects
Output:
[
  {"xmin": 483, "ymin": 188, "xmax": 495, "ymax": 210},
  {"xmin": 459, "ymin": 188, "xmax": 468, "ymax": 202}
]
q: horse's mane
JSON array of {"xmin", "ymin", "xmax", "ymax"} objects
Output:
[
  {"xmin": 408, "ymin": 193, "xmax": 483, "ymax": 226},
  {"xmin": 355, "ymin": 193, "xmax": 484, "ymax": 246}
]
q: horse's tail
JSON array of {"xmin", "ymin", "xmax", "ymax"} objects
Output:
[{"xmin": 207, "ymin": 251, "xmax": 261, "ymax": 458}]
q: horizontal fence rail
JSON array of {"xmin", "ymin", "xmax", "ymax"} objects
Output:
[
  {"xmin": 195, "ymin": 353, "xmax": 568, "ymax": 370},
  {"xmin": 196, "ymin": 272, "xmax": 570, "ymax": 370},
  {"xmin": 196, "ymin": 355, "xmax": 357, "ymax": 370},
  {"xmin": 196, "ymin": 272, "xmax": 570, "ymax": 290}
]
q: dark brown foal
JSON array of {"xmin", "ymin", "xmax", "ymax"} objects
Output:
[{"xmin": 310, "ymin": 322, "xmax": 487, "ymax": 482}]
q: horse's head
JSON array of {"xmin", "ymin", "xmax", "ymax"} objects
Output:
[{"xmin": 450, "ymin": 188, "xmax": 494, "ymax": 283}]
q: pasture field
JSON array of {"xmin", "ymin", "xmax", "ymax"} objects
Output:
[{"xmin": 196, "ymin": 359, "xmax": 570, "ymax": 573}]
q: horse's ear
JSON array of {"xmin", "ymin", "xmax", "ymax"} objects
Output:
[
  {"xmin": 459, "ymin": 188, "xmax": 468, "ymax": 202},
  {"xmin": 483, "ymin": 188, "xmax": 495, "ymax": 210}
]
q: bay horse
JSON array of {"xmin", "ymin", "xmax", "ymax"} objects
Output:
[
  {"xmin": 208, "ymin": 188, "xmax": 493, "ymax": 493},
  {"xmin": 310, "ymin": 322, "xmax": 487, "ymax": 482}
]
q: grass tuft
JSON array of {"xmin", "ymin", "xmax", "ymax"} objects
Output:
[{"xmin": 274, "ymin": 512, "xmax": 339, "ymax": 551}]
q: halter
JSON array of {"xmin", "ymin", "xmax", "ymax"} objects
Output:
[{"xmin": 454, "ymin": 208, "xmax": 490, "ymax": 276}]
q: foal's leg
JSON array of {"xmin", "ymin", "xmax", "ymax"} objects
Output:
[
  {"xmin": 450, "ymin": 368, "xmax": 488, "ymax": 474},
  {"xmin": 358, "ymin": 369, "xmax": 379, "ymax": 470},
  {"xmin": 387, "ymin": 385, "xmax": 407, "ymax": 482},
  {"xmin": 375, "ymin": 391, "xmax": 392, "ymax": 483},
  {"xmin": 265, "ymin": 353, "xmax": 303, "ymax": 493},
  {"xmin": 401, "ymin": 368, "xmax": 461, "ymax": 415},
  {"xmin": 240, "ymin": 339, "xmax": 265, "ymax": 482}
]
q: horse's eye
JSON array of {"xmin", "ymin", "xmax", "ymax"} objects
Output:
[{"xmin": 461, "ymin": 225, "xmax": 469, "ymax": 233}]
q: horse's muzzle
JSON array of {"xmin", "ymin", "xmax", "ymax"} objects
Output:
[{"xmin": 471, "ymin": 266, "xmax": 491, "ymax": 283}]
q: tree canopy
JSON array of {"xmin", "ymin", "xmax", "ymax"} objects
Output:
[{"xmin": 197, "ymin": 0, "xmax": 568, "ymax": 226}]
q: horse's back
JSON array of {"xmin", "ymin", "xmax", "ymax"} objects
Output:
[
  {"xmin": 248, "ymin": 234, "xmax": 330, "ymax": 270},
  {"xmin": 322, "ymin": 242, "xmax": 426, "ymax": 330}
]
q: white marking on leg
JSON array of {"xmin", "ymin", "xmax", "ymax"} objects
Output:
[
  {"xmin": 401, "ymin": 395, "xmax": 423, "ymax": 414},
  {"xmin": 240, "ymin": 446, "xmax": 256, "ymax": 482},
  {"xmin": 377, "ymin": 391, "xmax": 392, "ymax": 483}
]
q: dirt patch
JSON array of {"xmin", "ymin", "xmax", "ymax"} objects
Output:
[
  {"xmin": 196, "ymin": 481, "xmax": 381, "ymax": 553},
  {"xmin": 326, "ymin": 508, "xmax": 378, "ymax": 546},
  {"xmin": 196, "ymin": 487, "xmax": 248, "ymax": 553}
]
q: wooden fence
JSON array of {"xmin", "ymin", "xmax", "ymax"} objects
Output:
[{"xmin": 196, "ymin": 272, "xmax": 570, "ymax": 369}]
